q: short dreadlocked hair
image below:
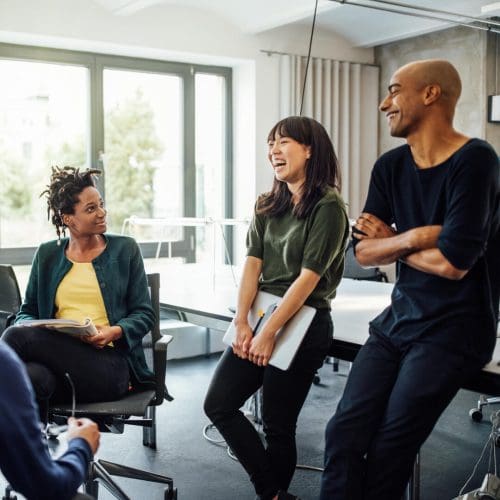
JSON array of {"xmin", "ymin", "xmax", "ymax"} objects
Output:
[{"xmin": 41, "ymin": 166, "xmax": 101, "ymax": 241}]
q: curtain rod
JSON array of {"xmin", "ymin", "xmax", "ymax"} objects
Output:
[
  {"xmin": 329, "ymin": 0, "xmax": 500, "ymax": 34},
  {"xmin": 259, "ymin": 49, "xmax": 379, "ymax": 68}
]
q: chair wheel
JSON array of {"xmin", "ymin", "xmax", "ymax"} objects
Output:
[
  {"xmin": 313, "ymin": 374, "xmax": 321, "ymax": 385},
  {"xmin": 469, "ymin": 408, "xmax": 483, "ymax": 422}
]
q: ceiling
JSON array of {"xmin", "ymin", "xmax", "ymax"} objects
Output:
[{"xmin": 92, "ymin": 0, "xmax": 500, "ymax": 47}]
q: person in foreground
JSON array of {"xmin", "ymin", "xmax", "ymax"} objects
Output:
[
  {"xmin": 2, "ymin": 166, "xmax": 155, "ymax": 423},
  {"xmin": 0, "ymin": 340, "xmax": 99, "ymax": 500},
  {"xmin": 204, "ymin": 116, "xmax": 349, "ymax": 500},
  {"xmin": 320, "ymin": 59, "xmax": 500, "ymax": 499}
]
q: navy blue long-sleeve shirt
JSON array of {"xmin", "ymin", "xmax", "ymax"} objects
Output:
[{"xmin": 0, "ymin": 341, "xmax": 92, "ymax": 500}]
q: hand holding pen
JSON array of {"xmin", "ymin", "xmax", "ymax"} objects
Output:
[
  {"xmin": 67, "ymin": 417, "xmax": 100, "ymax": 455},
  {"xmin": 248, "ymin": 304, "xmax": 277, "ymax": 367}
]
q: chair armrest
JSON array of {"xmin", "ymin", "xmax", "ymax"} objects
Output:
[{"xmin": 155, "ymin": 334, "xmax": 173, "ymax": 351}]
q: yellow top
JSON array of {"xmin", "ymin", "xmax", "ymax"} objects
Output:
[{"xmin": 55, "ymin": 261, "xmax": 110, "ymax": 327}]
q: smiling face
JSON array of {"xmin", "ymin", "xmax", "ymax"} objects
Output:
[
  {"xmin": 63, "ymin": 186, "xmax": 107, "ymax": 236},
  {"xmin": 267, "ymin": 133, "xmax": 311, "ymax": 188},
  {"xmin": 379, "ymin": 65, "xmax": 425, "ymax": 138}
]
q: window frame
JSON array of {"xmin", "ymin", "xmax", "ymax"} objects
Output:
[{"xmin": 0, "ymin": 42, "xmax": 233, "ymax": 265}]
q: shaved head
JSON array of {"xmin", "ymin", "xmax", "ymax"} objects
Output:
[
  {"xmin": 380, "ymin": 59, "xmax": 464, "ymax": 137},
  {"xmin": 395, "ymin": 59, "xmax": 462, "ymax": 106}
]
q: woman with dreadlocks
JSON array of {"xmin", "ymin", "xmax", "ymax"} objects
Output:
[{"xmin": 2, "ymin": 166, "xmax": 155, "ymax": 422}]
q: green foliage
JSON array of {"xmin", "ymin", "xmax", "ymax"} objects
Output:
[
  {"xmin": 104, "ymin": 89, "xmax": 163, "ymax": 232},
  {"xmin": 0, "ymin": 147, "xmax": 32, "ymax": 216}
]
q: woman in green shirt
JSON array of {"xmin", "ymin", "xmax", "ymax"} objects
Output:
[{"xmin": 204, "ymin": 116, "xmax": 349, "ymax": 500}]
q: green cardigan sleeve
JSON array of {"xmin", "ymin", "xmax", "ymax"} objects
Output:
[
  {"xmin": 16, "ymin": 249, "xmax": 41, "ymax": 322},
  {"xmin": 115, "ymin": 240, "xmax": 155, "ymax": 353}
]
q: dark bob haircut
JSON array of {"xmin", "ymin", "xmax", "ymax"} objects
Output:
[{"xmin": 258, "ymin": 116, "xmax": 341, "ymax": 218}]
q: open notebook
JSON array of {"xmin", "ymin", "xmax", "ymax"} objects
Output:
[
  {"xmin": 15, "ymin": 318, "xmax": 98, "ymax": 338},
  {"xmin": 223, "ymin": 290, "xmax": 316, "ymax": 370}
]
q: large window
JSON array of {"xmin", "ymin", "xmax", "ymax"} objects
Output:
[
  {"xmin": 103, "ymin": 69, "xmax": 183, "ymax": 232},
  {"xmin": 0, "ymin": 44, "xmax": 232, "ymax": 265},
  {"xmin": 0, "ymin": 59, "xmax": 89, "ymax": 248}
]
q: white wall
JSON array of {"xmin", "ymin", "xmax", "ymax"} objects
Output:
[{"xmin": 0, "ymin": 0, "xmax": 375, "ymax": 223}]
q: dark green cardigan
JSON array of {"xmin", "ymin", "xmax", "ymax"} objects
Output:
[{"xmin": 16, "ymin": 234, "xmax": 155, "ymax": 388}]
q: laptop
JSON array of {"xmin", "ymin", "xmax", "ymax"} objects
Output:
[{"xmin": 223, "ymin": 290, "xmax": 316, "ymax": 370}]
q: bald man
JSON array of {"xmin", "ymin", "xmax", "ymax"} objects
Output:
[{"xmin": 320, "ymin": 59, "xmax": 499, "ymax": 499}]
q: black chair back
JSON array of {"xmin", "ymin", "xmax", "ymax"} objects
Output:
[
  {"xmin": 144, "ymin": 272, "xmax": 167, "ymax": 404},
  {"xmin": 0, "ymin": 265, "xmax": 22, "ymax": 333}
]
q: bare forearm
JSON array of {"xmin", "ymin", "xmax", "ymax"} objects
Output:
[
  {"xmin": 355, "ymin": 232, "xmax": 414, "ymax": 266},
  {"xmin": 355, "ymin": 225, "xmax": 443, "ymax": 267},
  {"xmin": 402, "ymin": 248, "xmax": 467, "ymax": 280},
  {"xmin": 234, "ymin": 257, "xmax": 261, "ymax": 326}
]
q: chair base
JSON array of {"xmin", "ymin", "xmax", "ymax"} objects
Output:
[
  {"xmin": 2, "ymin": 485, "xmax": 17, "ymax": 500},
  {"xmin": 469, "ymin": 395, "xmax": 500, "ymax": 422},
  {"xmin": 84, "ymin": 458, "xmax": 177, "ymax": 500}
]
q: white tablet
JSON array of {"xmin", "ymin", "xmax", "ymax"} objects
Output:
[{"xmin": 223, "ymin": 290, "xmax": 316, "ymax": 370}]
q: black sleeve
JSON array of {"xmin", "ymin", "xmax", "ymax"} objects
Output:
[
  {"xmin": 353, "ymin": 158, "xmax": 394, "ymax": 248},
  {"xmin": 438, "ymin": 145, "xmax": 499, "ymax": 270}
]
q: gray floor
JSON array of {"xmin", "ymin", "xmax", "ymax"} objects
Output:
[{"xmin": 1, "ymin": 354, "xmax": 497, "ymax": 500}]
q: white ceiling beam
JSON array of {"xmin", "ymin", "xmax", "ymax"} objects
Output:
[
  {"xmin": 93, "ymin": 0, "xmax": 167, "ymax": 16},
  {"xmin": 241, "ymin": 1, "xmax": 339, "ymax": 34}
]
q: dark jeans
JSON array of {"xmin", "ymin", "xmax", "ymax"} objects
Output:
[
  {"xmin": 2, "ymin": 325, "xmax": 129, "ymax": 421},
  {"xmin": 320, "ymin": 330, "xmax": 483, "ymax": 500},
  {"xmin": 204, "ymin": 309, "xmax": 332, "ymax": 499}
]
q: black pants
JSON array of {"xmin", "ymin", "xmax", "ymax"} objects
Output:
[
  {"xmin": 204, "ymin": 309, "xmax": 332, "ymax": 499},
  {"xmin": 2, "ymin": 325, "xmax": 130, "ymax": 421},
  {"xmin": 320, "ymin": 330, "xmax": 483, "ymax": 500}
]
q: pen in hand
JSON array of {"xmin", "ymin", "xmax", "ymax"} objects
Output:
[
  {"xmin": 253, "ymin": 309, "xmax": 265, "ymax": 335},
  {"xmin": 252, "ymin": 304, "xmax": 278, "ymax": 336}
]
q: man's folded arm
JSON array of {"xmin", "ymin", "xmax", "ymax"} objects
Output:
[
  {"xmin": 353, "ymin": 213, "xmax": 443, "ymax": 267},
  {"xmin": 401, "ymin": 248, "xmax": 468, "ymax": 280}
]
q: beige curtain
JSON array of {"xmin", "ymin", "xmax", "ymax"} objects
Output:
[{"xmin": 279, "ymin": 55, "xmax": 380, "ymax": 217}]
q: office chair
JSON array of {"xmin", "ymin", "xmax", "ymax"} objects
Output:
[
  {"xmin": 342, "ymin": 241, "xmax": 389, "ymax": 282},
  {"xmin": 49, "ymin": 273, "xmax": 178, "ymax": 500},
  {"xmin": 468, "ymin": 315, "xmax": 500, "ymax": 423},
  {"xmin": 0, "ymin": 265, "xmax": 22, "ymax": 334}
]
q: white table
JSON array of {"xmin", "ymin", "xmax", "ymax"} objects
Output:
[{"xmin": 155, "ymin": 266, "xmax": 500, "ymax": 388}]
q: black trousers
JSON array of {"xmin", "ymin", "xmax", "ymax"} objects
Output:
[
  {"xmin": 320, "ymin": 329, "xmax": 483, "ymax": 500},
  {"xmin": 2, "ymin": 325, "xmax": 129, "ymax": 420},
  {"xmin": 204, "ymin": 309, "xmax": 332, "ymax": 499}
]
